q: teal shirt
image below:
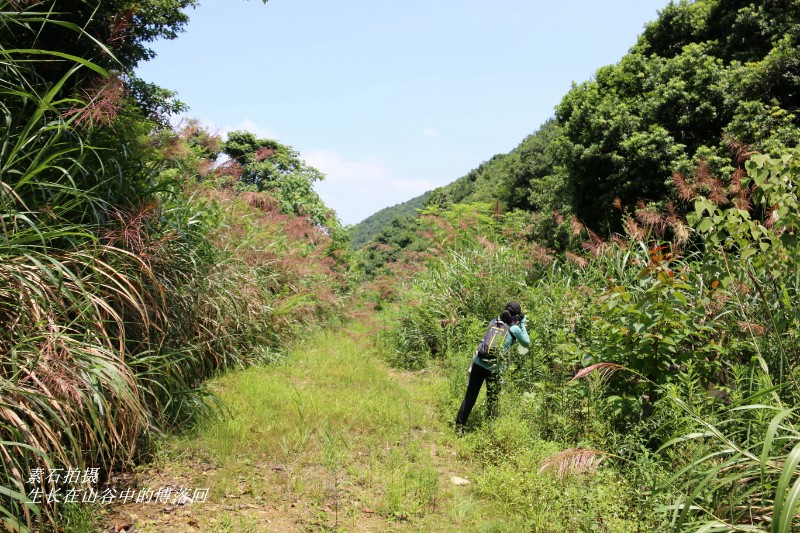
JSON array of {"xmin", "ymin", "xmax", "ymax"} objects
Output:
[{"xmin": 473, "ymin": 320, "xmax": 530, "ymax": 372}]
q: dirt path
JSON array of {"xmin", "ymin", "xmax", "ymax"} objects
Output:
[{"xmin": 100, "ymin": 325, "xmax": 480, "ymax": 532}]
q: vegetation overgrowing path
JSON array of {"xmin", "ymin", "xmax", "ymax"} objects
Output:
[{"xmin": 102, "ymin": 320, "xmax": 491, "ymax": 532}]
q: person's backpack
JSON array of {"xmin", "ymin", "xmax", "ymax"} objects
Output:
[{"xmin": 477, "ymin": 318, "xmax": 510, "ymax": 363}]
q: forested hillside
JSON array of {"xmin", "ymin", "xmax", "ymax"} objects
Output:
[
  {"xmin": 354, "ymin": 0, "xmax": 800, "ymax": 256},
  {"xmin": 349, "ymin": 191, "xmax": 430, "ymax": 249}
]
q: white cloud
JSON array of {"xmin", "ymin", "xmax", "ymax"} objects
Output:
[
  {"xmin": 422, "ymin": 127, "xmax": 440, "ymax": 139},
  {"xmin": 306, "ymin": 149, "xmax": 443, "ymax": 225},
  {"xmin": 304, "ymin": 149, "xmax": 388, "ymax": 184}
]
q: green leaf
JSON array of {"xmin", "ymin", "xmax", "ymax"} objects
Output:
[
  {"xmin": 760, "ymin": 409, "xmax": 796, "ymax": 489},
  {"xmin": 750, "ymin": 154, "xmax": 770, "ymax": 169},
  {"xmin": 740, "ymin": 247, "xmax": 757, "ymax": 261},
  {"xmin": 3, "ymin": 49, "xmax": 108, "ymax": 77},
  {"xmin": 777, "ymin": 462, "xmax": 800, "ymax": 533},
  {"xmin": 696, "ymin": 217, "xmax": 714, "ymax": 233},
  {"xmin": 772, "ymin": 442, "xmax": 800, "ymax": 533}
]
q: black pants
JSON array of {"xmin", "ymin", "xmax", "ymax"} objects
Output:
[{"xmin": 456, "ymin": 361, "xmax": 499, "ymax": 428}]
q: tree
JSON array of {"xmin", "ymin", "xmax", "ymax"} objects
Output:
[
  {"xmin": 1, "ymin": 0, "xmax": 201, "ymax": 122},
  {"xmin": 222, "ymin": 131, "xmax": 344, "ymax": 239},
  {"xmin": 555, "ymin": 52, "xmax": 688, "ymax": 231},
  {"xmin": 555, "ymin": 0, "xmax": 800, "ymax": 233}
]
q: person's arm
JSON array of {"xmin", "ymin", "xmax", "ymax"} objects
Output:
[{"xmin": 509, "ymin": 319, "xmax": 530, "ymax": 348}]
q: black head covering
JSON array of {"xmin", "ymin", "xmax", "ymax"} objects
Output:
[{"xmin": 500, "ymin": 301, "xmax": 522, "ymax": 325}]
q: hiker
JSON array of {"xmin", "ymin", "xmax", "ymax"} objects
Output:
[{"xmin": 455, "ymin": 301, "xmax": 530, "ymax": 432}]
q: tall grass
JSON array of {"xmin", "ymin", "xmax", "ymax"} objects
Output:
[
  {"xmin": 0, "ymin": 5, "xmax": 346, "ymax": 530},
  {"xmin": 560, "ymin": 152, "xmax": 800, "ymax": 530},
  {"xmin": 1, "ymin": 7, "xmax": 143, "ymax": 527},
  {"xmin": 382, "ymin": 146, "xmax": 800, "ymax": 529},
  {"xmin": 387, "ymin": 246, "xmax": 531, "ymax": 368}
]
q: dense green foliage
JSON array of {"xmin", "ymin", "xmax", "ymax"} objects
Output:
[
  {"xmin": 384, "ymin": 149, "xmax": 800, "ymax": 530},
  {"xmin": 557, "ymin": 0, "xmax": 800, "ymax": 232},
  {"xmin": 0, "ymin": 0, "xmax": 197, "ymax": 124},
  {"xmin": 220, "ymin": 130, "xmax": 348, "ymax": 250},
  {"xmin": 0, "ymin": 2, "xmax": 341, "ymax": 531}
]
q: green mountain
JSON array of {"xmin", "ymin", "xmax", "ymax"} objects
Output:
[
  {"xmin": 350, "ymin": 191, "xmax": 431, "ymax": 249},
  {"xmin": 350, "ymin": 118, "xmax": 563, "ymax": 249}
]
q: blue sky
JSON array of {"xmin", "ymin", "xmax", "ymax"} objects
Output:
[{"xmin": 136, "ymin": 0, "xmax": 670, "ymax": 225}]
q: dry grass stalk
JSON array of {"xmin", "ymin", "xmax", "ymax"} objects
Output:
[
  {"xmin": 216, "ymin": 160, "xmax": 244, "ymax": 182},
  {"xmin": 728, "ymin": 167, "xmax": 745, "ymax": 195},
  {"xmin": 571, "ymin": 362, "xmax": 626, "ymax": 382},
  {"xmin": 63, "ymin": 74, "xmax": 126, "ymax": 128},
  {"xmin": 255, "ymin": 147, "xmax": 276, "ymax": 161},
  {"xmin": 570, "ymin": 216, "xmax": 585, "ymax": 237},
  {"xmin": 624, "ymin": 217, "xmax": 646, "ymax": 241},
  {"xmin": 565, "ymin": 251, "xmax": 588, "ymax": 269},
  {"xmin": 636, "ymin": 200, "xmax": 667, "ymax": 237},
  {"xmin": 477, "ymin": 236, "xmax": 499, "ymax": 251},
  {"xmin": 673, "ymin": 172, "xmax": 697, "ymax": 202},
  {"xmin": 733, "ymin": 190, "xmax": 752, "ymax": 211},
  {"xmin": 738, "ymin": 321, "xmax": 766, "ymax": 337},
  {"xmin": 107, "ymin": 9, "xmax": 134, "ymax": 45},
  {"xmin": 765, "ymin": 204, "xmax": 779, "ymax": 229},
  {"xmin": 665, "ymin": 202, "xmax": 691, "ymax": 245},
  {"xmin": 725, "ymin": 135, "xmax": 755, "ymax": 166},
  {"xmin": 539, "ymin": 448, "xmax": 609, "ymax": 478},
  {"xmin": 527, "ymin": 243, "xmax": 555, "ymax": 266},
  {"xmin": 581, "ymin": 230, "xmax": 606, "ymax": 256}
]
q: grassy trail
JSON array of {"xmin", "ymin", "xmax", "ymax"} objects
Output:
[{"xmin": 102, "ymin": 321, "xmax": 494, "ymax": 532}]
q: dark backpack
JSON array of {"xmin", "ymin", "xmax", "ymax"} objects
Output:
[{"xmin": 477, "ymin": 318, "xmax": 510, "ymax": 363}]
